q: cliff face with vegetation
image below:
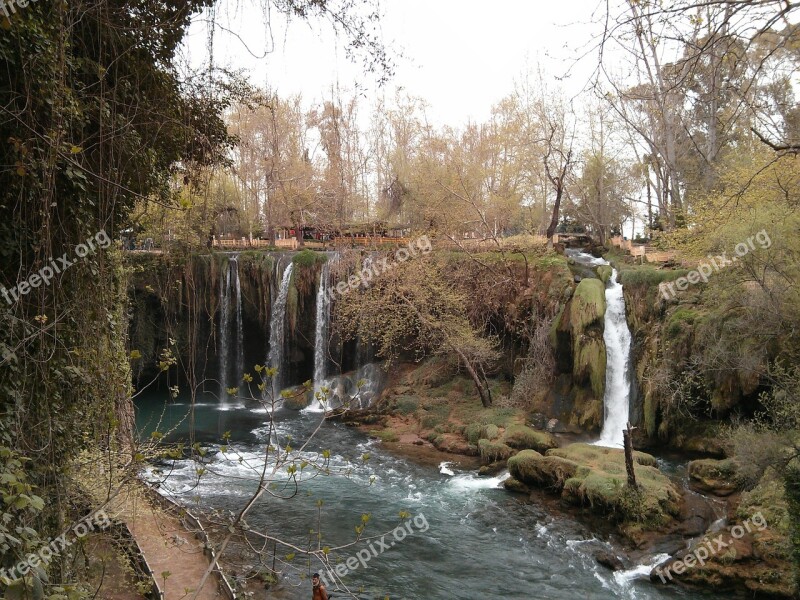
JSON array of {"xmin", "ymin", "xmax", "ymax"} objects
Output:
[{"xmin": 128, "ymin": 251, "xmax": 327, "ymax": 390}]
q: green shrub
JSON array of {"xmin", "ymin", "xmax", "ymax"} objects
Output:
[
  {"xmin": 292, "ymin": 249, "xmax": 327, "ymax": 267},
  {"xmin": 394, "ymin": 396, "xmax": 419, "ymax": 415}
]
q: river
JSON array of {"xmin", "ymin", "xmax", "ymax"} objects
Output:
[{"xmin": 135, "ymin": 393, "xmax": 727, "ymax": 600}]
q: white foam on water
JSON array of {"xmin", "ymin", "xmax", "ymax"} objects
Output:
[
  {"xmin": 439, "ymin": 462, "xmax": 455, "ymax": 476},
  {"xmin": 612, "ymin": 553, "xmax": 671, "ymax": 591},
  {"xmin": 448, "ymin": 471, "xmax": 510, "ymax": 490}
]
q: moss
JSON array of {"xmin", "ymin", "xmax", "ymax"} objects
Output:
[
  {"xmin": 292, "ymin": 249, "xmax": 327, "ymax": 267},
  {"xmin": 688, "ymin": 458, "xmax": 740, "ymax": 495},
  {"xmin": 573, "ymin": 337, "xmax": 607, "ymax": 400},
  {"xmin": 520, "ymin": 444, "xmax": 681, "ymax": 526},
  {"xmin": 570, "ymin": 279, "xmax": 606, "ymax": 332},
  {"xmin": 503, "ymin": 477, "xmax": 530, "ymax": 494},
  {"xmin": 477, "ymin": 439, "xmax": 514, "ymax": 463},
  {"xmin": 483, "ymin": 423, "xmax": 500, "ymax": 440},
  {"xmin": 597, "ymin": 265, "xmax": 613, "ymax": 283},
  {"xmin": 508, "ymin": 450, "xmax": 578, "ymax": 489},
  {"xmin": 619, "ymin": 266, "xmax": 689, "ymax": 287},
  {"xmin": 503, "ymin": 425, "xmax": 558, "ymax": 453}
]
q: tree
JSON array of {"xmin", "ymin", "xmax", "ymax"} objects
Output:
[{"xmin": 333, "ymin": 253, "xmax": 500, "ymax": 407}]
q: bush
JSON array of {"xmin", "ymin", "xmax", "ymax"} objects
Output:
[
  {"xmin": 394, "ymin": 396, "xmax": 419, "ymax": 415},
  {"xmin": 292, "ymin": 249, "xmax": 327, "ymax": 267}
]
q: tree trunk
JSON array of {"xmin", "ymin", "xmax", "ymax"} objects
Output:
[{"xmin": 624, "ymin": 423, "xmax": 638, "ymax": 489}]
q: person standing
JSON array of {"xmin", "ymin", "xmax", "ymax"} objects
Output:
[{"xmin": 311, "ymin": 573, "xmax": 329, "ymax": 600}]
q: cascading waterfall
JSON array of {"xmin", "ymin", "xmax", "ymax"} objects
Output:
[
  {"xmin": 267, "ymin": 262, "xmax": 294, "ymax": 399},
  {"xmin": 313, "ymin": 261, "xmax": 330, "ymax": 392},
  {"xmin": 218, "ymin": 261, "xmax": 232, "ymax": 404},
  {"xmin": 232, "ymin": 256, "xmax": 244, "ymax": 392},
  {"xmin": 597, "ymin": 267, "xmax": 633, "ymax": 447}
]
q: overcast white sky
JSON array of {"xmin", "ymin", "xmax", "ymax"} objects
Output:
[{"xmin": 182, "ymin": 0, "xmax": 609, "ymax": 125}]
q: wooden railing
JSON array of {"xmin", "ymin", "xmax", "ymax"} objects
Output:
[{"xmin": 609, "ymin": 235, "xmax": 676, "ymax": 263}]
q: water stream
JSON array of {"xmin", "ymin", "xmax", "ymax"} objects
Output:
[
  {"xmin": 568, "ymin": 251, "xmax": 633, "ymax": 448},
  {"xmin": 136, "ymin": 395, "xmax": 724, "ymax": 600},
  {"xmin": 268, "ymin": 262, "xmax": 294, "ymax": 398}
]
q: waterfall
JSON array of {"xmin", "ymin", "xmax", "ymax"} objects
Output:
[
  {"xmin": 218, "ymin": 261, "xmax": 232, "ymax": 403},
  {"xmin": 267, "ymin": 262, "xmax": 294, "ymax": 399},
  {"xmin": 232, "ymin": 256, "xmax": 244, "ymax": 392},
  {"xmin": 597, "ymin": 267, "xmax": 633, "ymax": 447},
  {"xmin": 313, "ymin": 261, "xmax": 330, "ymax": 392}
]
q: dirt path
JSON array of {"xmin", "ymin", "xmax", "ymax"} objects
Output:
[{"xmin": 110, "ymin": 486, "xmax": 224, "ymax": 600}]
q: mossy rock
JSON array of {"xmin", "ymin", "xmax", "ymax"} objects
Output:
[
  {"xmin": 477, "ymin": 439, "xmax": 514, "ymax": 463},
  {"xmin": 503, "ymin": 425, "xmax": 558, "ymax": 453},
  {"xmin": 515, "ymin": 444, "xmax": 680, "ymax": 526},
  {"xmin": 570, "ymin": 278, "xmax": 606, "ymax": 334},
  {"xmin": 503, "ymin": 477, "xmax": 530, "ymax": 494},
  {"xmin": 688, "ymin": 458, "xmax": 740, "ymax": 496},
  {"xmin": 483, "ymin": 423, "xmax": 500, "ymax": 440},
  {"xmin": 508, "ymin": 450, "xmax": 578, "ymax": 489},
  {"xmin": 597, "ymin": 265, "xmax": 613, "ymax": 283}
]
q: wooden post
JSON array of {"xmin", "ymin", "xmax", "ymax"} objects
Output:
[{"xmin": 623, "ymin": 422, "xmax": 638, "ymax": 489}]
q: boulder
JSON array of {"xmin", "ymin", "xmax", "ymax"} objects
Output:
[
  {"xmin": 688, "ymin": 459, "xmax": 739, "ymax": 496},
  {"xmin": 502, "ymin": 425, "xmax": 558, "ymax": 453}
]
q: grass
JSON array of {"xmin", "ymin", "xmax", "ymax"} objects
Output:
[{"xmin": 619, "ymin": 265, "xmax": 689, "ymax": 287}]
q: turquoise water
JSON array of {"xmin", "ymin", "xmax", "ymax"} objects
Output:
[{"xmin": 136, "ymin": 392, "xmax": 728, "ymax": 600}]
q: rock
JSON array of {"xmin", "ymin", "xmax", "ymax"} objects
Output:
[
  {"xmin": 574, "ymin": 275, "xmax": 582, "ymax": 283},
  {"xmin": 503, "ymin": 477, "xmax": 530, "ymax": 494},
  {"xmin": 595, "ymin": 550, "xmax": 625, "ymax": 571},
  {"xmin": 413, "ymin": 439, "xmax": 424, "ymax": 446},
  {"xmin": 503, "ymin": 424, "xmax": 558, "ymax": 453},
  {"xmin": 477, "ymin": 439, "xmax": 514, "ymax": 463},
  {"xmin": 597, "ymin": 265, "xmax": 613, "ymax": 283},
  {"xmin": 688, "ymin": 458, "xmax": 739, "ymax": 496},
  {"xmin": 507, "ymin": 444, "xmax": 680, "ymax": 527},
  {"xmin": 546, "ymin": 418, "xmax": 567, "ymax": 433},
  {"xmin": 676, "ymin": 491, "xmax": 717, "ymax": 537},
  {"xmin": 479, "ymin": 462, "xmax": 506, "ymax": 477},
  {"xmin": 433, "ymin": 434, "xmax": 479, "ymax": 456},
  {"xmin": 528, "ymin": 413, "xmax": 547, "ymax": 430}
]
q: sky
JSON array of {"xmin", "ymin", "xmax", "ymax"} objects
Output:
[{"xmin": 181, "ymin": 0, "xmax": 609, "ymax": 125}]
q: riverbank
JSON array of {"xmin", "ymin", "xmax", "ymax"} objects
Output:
[{"xmin": 335, "ymin": 358, "xmax": 796, "ymax": 599}]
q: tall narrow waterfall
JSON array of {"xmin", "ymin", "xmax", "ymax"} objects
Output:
[
  {"xmin": 218, "ymin": 261, "xmax": 232, "ymax": 403},
  {"xmin": 313, "ymin": 261, "xmax": 330, "ymax": 391},
  {"xmin": 267, "ymin": 262, "xmax": 294, "ymax": 398},
  {"xmin": 597, "ymin": 267, "xmax": 633, "ymax": 447},
  {"xmin": 232, "ymin": 256, "xmax": 243, "ymax": 391}
]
